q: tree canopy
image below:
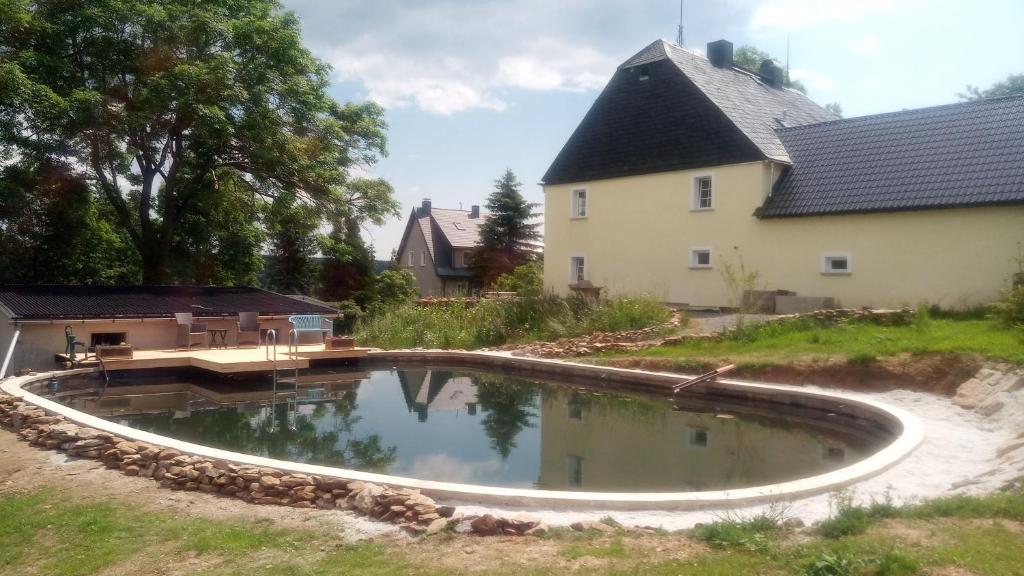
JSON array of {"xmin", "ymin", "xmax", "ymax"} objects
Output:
[
  {"xmin": 959, "ymin": 73, "xmax": 1024, "ymax": 101},
  {"xmin": 469, "ymin": 169, "xmax": 541, "ymax": 287},
  {"xmin": 733, "ymin": 45, "xmax": 806, "ymax": 94},
  {"xmin": 0, "ymin": 0, "xmax": 398, "ymax": 284}
]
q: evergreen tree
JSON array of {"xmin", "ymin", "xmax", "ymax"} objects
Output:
[
  {"xmin": 318, "ymin": 215, "xmax": 375, "ymax": 305},
  {"xmin": 470, "ymin": 169, "xmax": 541, "ymax": 287},
  {"xmin": 265, "ymin": 192, "xmax": 320, "ymax": 294}
]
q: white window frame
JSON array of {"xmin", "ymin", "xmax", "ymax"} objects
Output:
[
  {"xmin": 569, "ymin": 254, "xmax": 586, "ymax": 284},
  {"xmin": 571, "ymin": 188, "xmax": 588, "ymax": 219},
  {"xmin": 821, "ymin": 252, "xmax": 852, "ymax": 275},
  {"xmin": 421, "ymin": 250, "xmax": 427, "ymax": 267},
  {"xmin": 690, "ymin": 174, "xmax": 714, "ymax": 211},
  {"xmin": 689, "ymin": 247, "xmax": 712, "ymax": 269},
  {"xmin": 408, "ymin": 251, "xmax": 414, "ymax": 267}
]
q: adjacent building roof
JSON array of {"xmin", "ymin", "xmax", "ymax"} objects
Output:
[
  {"xmin": 426, "ymin": 208, "xmax": 486, "ymax": 249},
  {"xmin": 760, "ymin": 95, "xmax": 1024, "ymax": 217},
  {"xmin": 0, "ymin": 285, "xmax": 337, "ymax": 321},
  {"xmin": 542, "ymin": 39, "xmax": 834, "ymax": 185}
]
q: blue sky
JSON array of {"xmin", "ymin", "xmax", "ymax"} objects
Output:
[{"xmin": 281, "ymin": 0, "xmax": 1024, "ymax": 257}]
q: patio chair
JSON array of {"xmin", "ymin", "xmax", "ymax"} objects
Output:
[
  {"xmin": 236, "ymin": 312, "xmax": 262, "ymax": 348},
  {"xmin": 175, "ymin": 312, "xmax": 207, "ymax": 350}
]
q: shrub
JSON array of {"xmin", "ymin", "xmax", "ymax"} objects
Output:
[
  {"xmin": 491, "ymin": 262, "xmax": 543, "ymax": 297},
  {"xmin": 354, "ymin": 294, "xmax": 670, "ymax": 350},
  {"xmin": 990, "ymin": 286, "xmax": 1024, "ymax": 329}
]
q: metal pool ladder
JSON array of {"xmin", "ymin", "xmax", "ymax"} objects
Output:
[{"xmin": 264, "ymin": 329, "xmax": 299, "ymax": 431}]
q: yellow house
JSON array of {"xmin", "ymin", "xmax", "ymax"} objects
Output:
[{"xmin": 542, "ymin": 39, "xmax": 1024, "ymax": 310}]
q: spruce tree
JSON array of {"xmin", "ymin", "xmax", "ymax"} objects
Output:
[{"xmin": 470, "ymin": 169, "xmax": 541, "ymax": 287}]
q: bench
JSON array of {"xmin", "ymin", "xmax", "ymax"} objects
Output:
[{"xmin": 287, "ymin": 315, "xmax": 333, "ymax": 349}]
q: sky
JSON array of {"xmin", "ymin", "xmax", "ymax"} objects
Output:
[{"xmin": 281, "ymin": 0, "xmax": 1024, "ymax": 258}]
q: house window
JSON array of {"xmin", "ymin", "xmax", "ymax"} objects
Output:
[
  {"xmin": 567, "ymin": 394, "xmax": 585, "ymax": 421},
  {"xmin": 454, "ymin": 250, "xmax": 465, "ymax": 268},
  {"xmin": 821, "ymin": 253, "xmax": 852, "ymax": 275},
  {"xmin": 691, "ymin": 175, "xmax": 714, "ymax": 210},
  {"xmin": 567, "ymin": 455, "xmax": 583, "ymax": 488},
  {"xmin": 571, "ymin": 188, "xmax": 588, "ymax": 218},
  {"xmin": 408, "ymin": 251, "xmax": 414, "ymax": 267},
  {"xmin": 570, "ymin": 256, "xmax": 586, "ymax": 284},
  {"xmin": 90, "ymin": 332, "xmax": 127, "ymax": 347},
  {"xmin": 638, "ymin": 66, "xmax": 650, "ymax": 81},
  {"xmin": 688, "ymin": 427, "xmax": 709, "ymax": 448},
  {"xmin": 421, "ymin": 251, "xmax": 427, "ymax": 267},
  {"xmin": 689, "ymin": 248, "xmax": 712, "ymax": 269}
]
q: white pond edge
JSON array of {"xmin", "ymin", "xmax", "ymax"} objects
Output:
[{"xmin": 1, "ymin": 351, "xmax": 925, "ymax": 510}]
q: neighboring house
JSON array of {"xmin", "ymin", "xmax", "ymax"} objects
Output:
[
  {"xmin": 396, "ymin": 199, "xmax": 486, "ymax": 297},
  {"xmin": 542, "ymin": 39, "xmax": 1024, "ymax": 309},
  {"xmin": 0, "ymin": 285, "xmax": 338, "ymax": 375}
]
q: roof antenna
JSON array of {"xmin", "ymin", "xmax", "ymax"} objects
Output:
[{"xmin": 676, "ymin": 0, "xmax": 685, "ymax": 47}]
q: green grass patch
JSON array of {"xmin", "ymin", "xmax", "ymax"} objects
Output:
[
  {"xmin": 691, "ymin": 512, "xmax": 782, "ymax": 552},
  {"xmin": 597, "ymin": 317, "xmax": 1024, "ymax": 365},
  {"xmin": 561, "ymin": 535, "xmax": 628, "ymax": 560}
]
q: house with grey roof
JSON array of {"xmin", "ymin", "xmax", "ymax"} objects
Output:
[
  {"xmin": 396, "ymin": 200, "xmax": 485, "ymax": 297},
  {"xmin": 542, "ymin": 39, "xmax": 1024, "ymax": 310}
]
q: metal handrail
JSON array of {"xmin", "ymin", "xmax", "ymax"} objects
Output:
[
  {"xmin": 96, "ymin": 355, "xmax": 112, "ymax": 399},
  {"xmin": 0, "ymin": 329, "xmax": 20, "ymax": 379}
]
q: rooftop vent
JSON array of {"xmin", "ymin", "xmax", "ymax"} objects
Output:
[
  {"xmin": 759, "ymin": 59, "xmax": 784, "ymax": 89},
  {"xmin": 707, "ymin": 39, "xmax": 733, "ymax": 68}
]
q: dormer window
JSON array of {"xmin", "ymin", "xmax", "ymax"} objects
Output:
[{"xmin": 638, "ymin": 66, "xmax": 650, "ymax": 81}]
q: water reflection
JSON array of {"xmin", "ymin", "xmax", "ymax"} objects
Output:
[{"xmin": 56, "ymin": 366, "xmax": 887, "ymax": 492}]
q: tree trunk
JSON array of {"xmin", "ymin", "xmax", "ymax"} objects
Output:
[{"xmin": 139, "ymin": 235, "xmax": 170, "ymax": 285}]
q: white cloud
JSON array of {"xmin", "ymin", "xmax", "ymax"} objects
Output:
[
  {"xmin": 295, "ymin": 1, "xmax": 627, "ymax": 115},
  {"xmin": 850, "ymin": 34, "xmax": 881, "ymax": 56},
  {"xmin": 789, "ymin": 68, "xmax": 837, "ymax": 91},
  {"xmin": 751, "ymin": 0, "xmax": 893, "ymax": 31}
]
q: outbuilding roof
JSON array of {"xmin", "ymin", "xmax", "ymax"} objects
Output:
[
  {"xmin": 760, "ymin": 94, "xmax": 1024, "ymax": 217},
  {"xmin": 0, "ymin": 285, "xmax": 337, "ymax": 321}
]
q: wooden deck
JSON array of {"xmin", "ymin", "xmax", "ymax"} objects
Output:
[{"xmin": 56, "ymin": 344, "xmax": 370, "ymax": 374}]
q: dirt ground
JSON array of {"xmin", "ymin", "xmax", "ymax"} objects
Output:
[{"xmin": 602, "ymin": 352, "xmax": 984, "ymax": 396}]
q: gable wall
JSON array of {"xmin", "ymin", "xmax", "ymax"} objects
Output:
[
  {"xmin": 543, "ymin": 162, "xmax": 1024, "ymax": 309},
  {"xmin": 401, "ymin": 219, "xmax": 445, "ymax": 297}
]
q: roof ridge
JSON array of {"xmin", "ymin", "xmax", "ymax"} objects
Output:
[{"xmin": 777, "ymin": 92, "xmax": 1024, "ymax": 133}]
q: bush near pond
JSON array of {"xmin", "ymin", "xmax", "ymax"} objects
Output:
[{"xmin": 355, "ymin": 294, "xmax": 671, "ymax": 350}]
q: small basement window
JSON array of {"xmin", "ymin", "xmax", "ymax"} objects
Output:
[
  {"xmin": 691, "ymin": 175, "xmax": 714, "ymax": 210},
  {"xmin": 90, "ymin": 332, "xmax": 127, "ymax": 347},
  {"xmin": 571, "ymin": 188, "xmax": 588, "ymax": 218},
  {"xmin": 689, "ymin": 248, "xmax": 712, "ymax": 269},
  {"xmin": 821, "ymin": 253, "xmax": 852, "ymax": 275}
]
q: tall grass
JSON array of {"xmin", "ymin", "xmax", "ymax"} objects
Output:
[{"xmin": 355, "ymin": 294, "xmax": 671, "ymax": 350}]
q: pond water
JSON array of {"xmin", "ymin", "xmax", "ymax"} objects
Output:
[{"xmin": 47, "ymin": 365, "xmax": 890, "ymax": 492}]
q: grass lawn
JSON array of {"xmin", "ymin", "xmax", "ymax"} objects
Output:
[
  {"xmin": 2, "ymin": 486, "xmax": 1023, "ymax": 575},
  {"xmin": 595, "ymin": 317, "xmax": 1024, "ymax": 367}
]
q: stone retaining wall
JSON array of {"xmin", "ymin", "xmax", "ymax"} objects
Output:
[{"xmin": 0, "ymin": 393, "xmax": 544, "ymax": 537}]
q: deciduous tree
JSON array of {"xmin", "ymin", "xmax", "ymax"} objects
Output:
[{"xmin": 0, "ymin": 0, "xmax": 397, "ymax": 283}]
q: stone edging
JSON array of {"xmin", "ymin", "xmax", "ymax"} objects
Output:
[{"xmin": 1, "ymin": 352, "xmax": 924, "ymax": 514}]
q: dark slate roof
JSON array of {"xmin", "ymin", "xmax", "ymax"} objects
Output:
[
  {"xmin": 760, "ymin": 95, "xmax": 1024, "ymax": 217},
  {"xmin": 542, "ymin": 40, "xmax": 834, "ymax": 185},
  {"xmin": 0, "ymin": 285, "xmax": 337, "ymax": 320}
]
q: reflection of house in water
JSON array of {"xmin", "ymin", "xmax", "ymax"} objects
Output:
[
  {"xmin": 538, "ymin": 391, "xmax": 876, "ymax": 492},
  {"xmin": 398, "ymin": 369, "xmax": 478, "ymax": 422}
]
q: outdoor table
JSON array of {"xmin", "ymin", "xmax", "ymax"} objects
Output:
[{"xmin": 207, "ymin": 329, "xmax": 229, "ymax": 349}]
